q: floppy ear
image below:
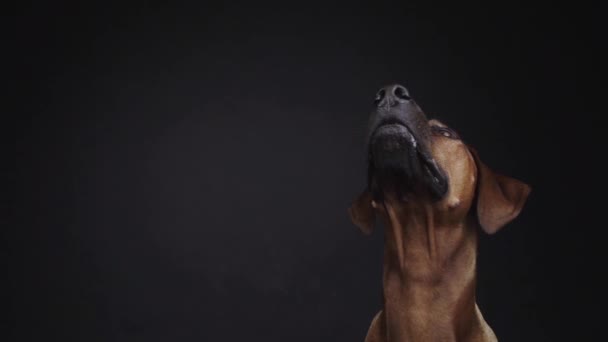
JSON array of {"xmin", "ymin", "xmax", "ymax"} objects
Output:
[
  {"xmin": 469, "ymin": 147, "xmax": 532, "ymax": 234},
  {"xmin": 348, "ymin": 190, "xmax": 376, "ymax": 235}
]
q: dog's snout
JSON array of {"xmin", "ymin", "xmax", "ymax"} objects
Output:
[
  {"xmin": 374, "ymin": 84, "xmax": 411, "ymax": 108},
  {"xmin": 374, "ymin": 89, "xmax": 386, "ymax": 104},
  {"xmin": 393, "ymin": 85, "xmax": 410, "ymax": 100}
]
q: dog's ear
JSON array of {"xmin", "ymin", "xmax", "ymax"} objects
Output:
[
  {"xmin": 469, "ymin": 147, "xmax": 531, "ymax": 234},
  {"xmin": 348, "ymin": 189, "xmax": 376, "ymax": 235}
]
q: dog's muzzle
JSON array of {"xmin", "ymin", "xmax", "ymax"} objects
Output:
[{"xmin": 366, "ymin": 84, "xmax": 448, "ymax": 201}]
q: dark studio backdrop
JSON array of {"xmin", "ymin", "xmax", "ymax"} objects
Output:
[{"xmin": 6, "ymin": 2, "xmax": 603, "ymax": 341}]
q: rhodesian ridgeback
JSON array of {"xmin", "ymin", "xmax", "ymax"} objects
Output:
[{"xmin": 349, "ymin": 84, "xmax": 531, "ymax": 341}]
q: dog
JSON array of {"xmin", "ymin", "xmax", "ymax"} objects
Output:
[{"xmin": 348, "ymin": 84, "xmax": 531, "ymax": 341}]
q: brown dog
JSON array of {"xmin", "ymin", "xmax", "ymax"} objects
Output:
[{"xmin": 349, "ymin": 84, "xmax": 531, "ymax": 341}]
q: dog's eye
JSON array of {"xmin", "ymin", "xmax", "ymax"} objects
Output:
[{"xmin": 431, "ymin": 126, "xmax": 459, "ymax": 139}]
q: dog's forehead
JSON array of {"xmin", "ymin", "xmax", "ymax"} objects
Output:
[{"xmin": 428, "ymin": 119, "xmax": 448, "ymax": 127}]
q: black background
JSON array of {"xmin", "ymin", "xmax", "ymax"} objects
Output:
[{"xmin": 7, "ymin": 2, "xmax": 603, "ymax": 341}]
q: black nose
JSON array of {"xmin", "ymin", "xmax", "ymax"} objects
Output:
[{"xmin": 374, "ymin": 84, "xmax": 411, "ymax": 107}]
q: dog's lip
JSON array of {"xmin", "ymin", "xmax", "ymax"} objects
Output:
[
  {"xmin": 376, "ymin": 122, "xmax": 407, "ymax": 131},
  {"xmin": 374, "ymin": 118, "xmax": 408, "ymax": 130},
  {"xmin": 371, "ymin": 119, "xmax": 409, "ymax": 136},
  {"xmin": 370, "ymin": 122, "xmax": 417, "ymax": 148},
  {"xmin": 368, "ymin": 122, "xmax": 449, "ymax": 200}
]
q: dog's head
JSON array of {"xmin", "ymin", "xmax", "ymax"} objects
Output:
[{"xmin": 349, "ymin": 84, "xmax": 531, "ymax": 235}]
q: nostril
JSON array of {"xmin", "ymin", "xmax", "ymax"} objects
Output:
[
  {"xmin": 374, "ymin": 89, "xmax": 386, "ymax": 104},
  {"xmin": 393, "ymin": 86, "xmax": 410, "ymax": 100}
]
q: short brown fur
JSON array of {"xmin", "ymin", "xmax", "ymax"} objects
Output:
[{"xmin": 350, "ymin": 119, "xmax": 531, "ymax": 342}]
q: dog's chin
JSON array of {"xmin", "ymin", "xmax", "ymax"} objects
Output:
[{"xmin": 368, "ymin": 128, "xmax": 448, "ymax": 202}]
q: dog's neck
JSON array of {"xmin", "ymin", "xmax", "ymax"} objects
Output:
[{"xmin": 378, "ymin": 196, "xmax": 491, "ymax": 341}]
